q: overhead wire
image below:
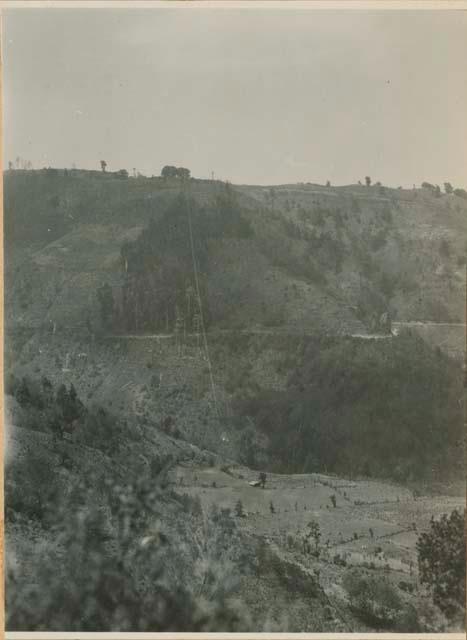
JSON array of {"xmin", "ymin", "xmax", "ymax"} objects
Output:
[{"xmin": 183, "ymin": 181, "xmax": 221, "ymax": 420}]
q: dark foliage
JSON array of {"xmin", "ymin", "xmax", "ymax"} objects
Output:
[
  {"xmin": 417, "ymin": 509, "xmax": 466, "ymax": 619},
  {"xmin": 238, "ymin": 333, "xmax": 464, "ymax": 482},
  {"xmin": 117, "ymin": 190, "xmax": 253, "ymax": 333},
  {"xmin": 8, "ymin": 375, "xmax": 122, "ymax": 455},
  {"xmin": 161, "ymin": 166, "xmax": 191, "ymax": 180}
]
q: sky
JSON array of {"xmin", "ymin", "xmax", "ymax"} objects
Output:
[{"xmin": 2, "ymin": 6, "xmax": 467, "ymax": 187}]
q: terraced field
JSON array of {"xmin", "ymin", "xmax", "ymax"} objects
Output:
[{"xmin": 171, "ymin": 461, "xmax": 465, "ymax": 627}]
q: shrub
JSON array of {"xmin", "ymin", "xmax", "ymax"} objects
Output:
[{"xmin": 343, "ymin": 569, "xmax": 404, "ymax": 628}]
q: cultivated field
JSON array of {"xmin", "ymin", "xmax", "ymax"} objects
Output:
[{"xmin": 171, "ymin": 461, "xmax": 465, "ymax": 620}]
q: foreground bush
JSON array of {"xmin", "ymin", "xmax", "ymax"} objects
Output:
[
  {"xmin": 417, "ymin": 509, "xmax": 466, "ymax": 622},
  {"xmin": 6, "ymin": 463, "xmax": 249, "ymax": 630}
]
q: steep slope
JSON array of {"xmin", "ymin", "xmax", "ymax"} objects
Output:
[{"xmin": 5, "ymin": 170, "xmax": 466, "ymax": 338}]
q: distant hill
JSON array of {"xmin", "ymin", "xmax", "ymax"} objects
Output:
[{"xmin": 4, "ymin": 169, "xmax": 467, "ymax": 337}]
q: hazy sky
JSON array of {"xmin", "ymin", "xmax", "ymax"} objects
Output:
[{"xmin": 3, "ymin": 7, "xmax": 467, "ymax": 186}]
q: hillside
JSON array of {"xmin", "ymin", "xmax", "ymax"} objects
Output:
[
  {"xmin": 4, "ymin": 168, "xmax": 466, "ymax": 480},
  {"xmin": 5, "ymin": 376, "xmax": 464, "ymax": 632},
  {"xmin": 4, "ymin": 169, "xmax": 466, "ymax": 632},
  {"xmin": 4, "ymin": 169, "xmax": 467, "ymax": 337}
]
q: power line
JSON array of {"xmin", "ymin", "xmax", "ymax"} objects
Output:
[{"xmin": 184, "ymin": 183, "xmax": 221, "ymax": 420}]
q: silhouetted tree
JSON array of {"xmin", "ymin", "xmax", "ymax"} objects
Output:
[
  {"xmin": 177, "ymin": 167, "xmax": 191, "ymax": 180},
  {"xmin": 444, "ymin": 182, "xmax": 453, "ymax": 195},
  {"xmin": 100, "ymin": 160, "xmax": 107, "ymax": 173},
  {"xmin": 365, "ymin": 176, "xmax": 371, "ymax": 187},
  {"xmin": 161, "ymin": 165, "xmax": 178, "ymax": 179}
]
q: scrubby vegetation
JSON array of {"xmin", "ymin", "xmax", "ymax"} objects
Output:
[
  {"xmin": 343, "ymin": 569, "xmax": 420, "ymax": 630},
  {"xmin": 5, "ymin": 170, "xmax": 467, "ymax": 337},
  {"xmin": 6, "ymin": 374, "xmax": 127, "ymax": 456},
  {"xmin": 5, "ymin": 377, "xmax": 252, "ymax": 631},
  {"xmin": 4, "ymin": 169, "xmax": 466, "ymax": 632},
  {"xmin": 417, "ymin": 509, "xmax": 466, "ymax": 622},
  {"xmin": 7, "ymin": 463, "xmax": 250, "ymax": 631}
]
